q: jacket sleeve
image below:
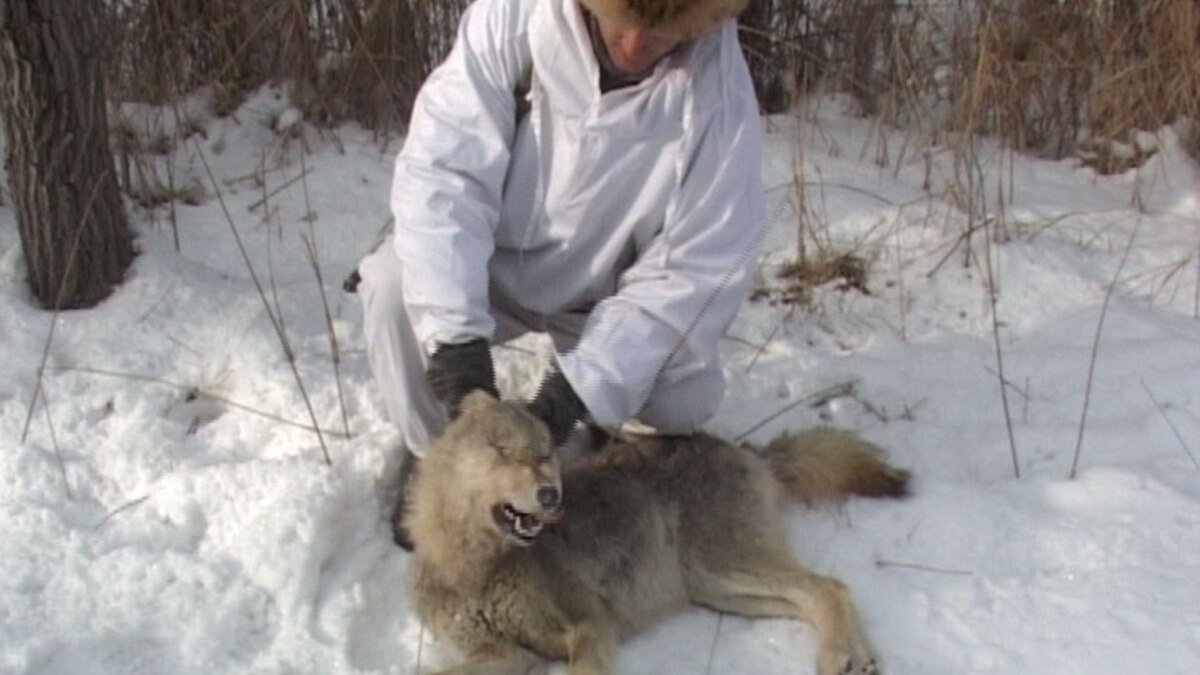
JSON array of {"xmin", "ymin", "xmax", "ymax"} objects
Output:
[
  {"xmin": 557, "ymin": 65, "xmax": 767, "ymax": 428},
  {"xmin": 390, "ymin": 0, "xmax": 531, "ymax": 351}
]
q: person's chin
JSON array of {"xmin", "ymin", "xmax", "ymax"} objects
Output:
[{"xmin": 615, "ymin": 62, "xmax": 654, "ymax": 80}]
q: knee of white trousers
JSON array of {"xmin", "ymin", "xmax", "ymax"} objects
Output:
[
  {"xmin": 635, "ymin": 367, "xmax": 726, "ymax": 434},
  {"xmin": 358, "ymin": 238, "xmax": 447, "ymax": 456}
]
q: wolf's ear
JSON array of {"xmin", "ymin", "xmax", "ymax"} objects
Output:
[{"xmin": 459, "ymin": 389, "xmax": 498, "ymax": 417}]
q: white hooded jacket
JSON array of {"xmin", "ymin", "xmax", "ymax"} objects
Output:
[{"xmin": 391, "ymin": 0, "xmax": 765, "ymax": 428}]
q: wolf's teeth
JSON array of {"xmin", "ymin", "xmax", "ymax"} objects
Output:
[{"xmin": 515, "ymin": 515, "xmax": 542, "ymax": 537}]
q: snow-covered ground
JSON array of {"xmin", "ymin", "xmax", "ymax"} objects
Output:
[{"xmin": 2, "ymin": 88, "xmax": 1198, "ymax": 675}]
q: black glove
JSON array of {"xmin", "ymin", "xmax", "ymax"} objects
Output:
[
  {"xmin": 426, "ymin": 338, "xmax": 498, "ymax": 419},
  {"xmin": 527, "ymin": 370, "xmax": 587, "ymax": 447}
]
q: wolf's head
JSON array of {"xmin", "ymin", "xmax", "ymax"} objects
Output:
[{"xmin": 410, "ymin": 391, "xmax": 563, "ymax": 555}]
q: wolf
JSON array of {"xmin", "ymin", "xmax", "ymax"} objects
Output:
[{"xmin": 404, "ymin": 391, "xmax": 909, "ymax": 675}]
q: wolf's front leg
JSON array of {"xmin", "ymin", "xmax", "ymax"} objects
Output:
[
  {"xmin": 433, "ymin": 643, "xmax": 549, "ymax": 675},
  {"xmin": 565, "ymin": 620, "xmax": 619, "ymax": 675}
]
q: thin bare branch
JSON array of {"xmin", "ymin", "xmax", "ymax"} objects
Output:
[
  {"xmin": 301, "ymin": 232, "xmax": 352, "ymax": 439},
  {"xmin": 93, "ymin": 495, "xmax": 150, "ymax": 531},
  {"xmin": 1140, "ymin": 380, "xmax": 1200, "ymax": 473},
  {"xmin": 247, "ymin": 167, "xmax": 313, "ymax": 212},
  {"xmin": 50, "ymin": 365, "xmax": 350, "ymax": 440},
  {"xmin": 703, "ymin": 613, "xmax": 725, "ymax": 675},
  {"xmin": 21, "ymin": 169, "xmax": 110, "ymax": 445},
  {"xmin": 20, "ymin": 168, "xmax": 113, "ymax": 500},
  {"xmin": 735, "ymin": 381, "xmax": 859, "ymax": 443},
  {"xmin": 1071, "ymin": 219, "xmax": 1143, "ymax": 479},
  {"xmin": 982, "ymin": 184, "xmax": 1020, "ymax": 479},
  {"xmin": 876, "ymin": 559, "xmax": 974, "ymax": 577},
  {"xmin": 40, "ymin": 380, "xmax": 72, "ymax": 500},
  {"xmin": 193, "ymin": 138, "xmax": 333, "ymax": 465}
]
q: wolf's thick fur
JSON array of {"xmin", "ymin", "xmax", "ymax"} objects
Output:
[{"xmin": 406, "ymin": 392, "xmax": 908, "ymax": 675}]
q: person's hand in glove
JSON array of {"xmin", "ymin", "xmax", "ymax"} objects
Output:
[
  {"xmin": 393, "ymin": 338, "xmax": 497, "ymax": 552},
  {"xmin": 425, "ymin": 338, "xmax": 499, "ymax": 420},
  {"xmin": 527, "ymin": 369, "xmax": 587, "ymax": 448}
]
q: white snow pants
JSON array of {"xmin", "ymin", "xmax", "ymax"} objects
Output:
[{"xmin": 358, "ymin": 235, "xmax": 725, "ymax": 455}]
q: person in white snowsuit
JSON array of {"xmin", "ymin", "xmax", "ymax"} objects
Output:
[{"xmin": 357, "ymin": 0, "xmax": 764, "ymax": 547}]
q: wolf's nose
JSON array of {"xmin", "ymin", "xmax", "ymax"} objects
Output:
[{"xmin": 537, "ymin": 486, "xmax": 561, "ymax": 510}]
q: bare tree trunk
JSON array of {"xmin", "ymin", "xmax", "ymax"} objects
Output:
[{"xmin": 0, "ymin": 0, "xmax": 134, "ymax": 310}]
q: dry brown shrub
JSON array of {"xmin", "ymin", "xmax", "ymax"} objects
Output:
[
  {"xmin": 100, "ymin": 0, "xmax": 1197, "ymax": 169},
  {"xmin": 942, "ymin": 0, "xmax": 1198, "ymax": 167},
  {"xmin": 753, "ymin": 0, "xmax": 1198, "ymax": 169},
  {"xmin": 302, "ymin": 0, "xmax": 470, "ymax": 133},
  {"xmin": 107, "ymin": 0, "xmax": 276, "ymax": 114},
  {"xmin": 1089, "ymin": 0, "xmax": 1200, "ymax": 162},
  {"xmin": 107, "ymin": 0, "xmax": 468, "ymax": 132},
  {"xmin": 740, "ymin": 0, "xmax": 900, "ymax": 116}
]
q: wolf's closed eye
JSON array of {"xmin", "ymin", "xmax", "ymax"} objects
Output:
[{"xmin": 490, "ymin": 442, "xmax": 513, "ymax": 459}]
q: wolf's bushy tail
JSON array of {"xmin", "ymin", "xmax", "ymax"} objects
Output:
[{"xmin": 760, "ymin": 428, "xmax": 910, "ymax": 505}]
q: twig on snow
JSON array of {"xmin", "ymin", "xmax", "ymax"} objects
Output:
[
  {"xmin": 745, "ymin": 305, "xmax": 796, "ymax": 373},
  {"xmin": 50, "ymin": 365, "xmax": 351, "ymax": 440},
  {"xmin": 93, "ymin": 495, "xmax": 150, "ymax": 531},
  {"xmin": 703, "ymin": 613, "xmax": 725, "ymax": 675},
  {"xmin": 876, "ymin": 559, "xmax": 974, "ymax": 577},
  {"xmin": 734, "ymin": 380, "xmax": 859, "ymax": 443},
  {"xmin": 1140, "ymin": 380, "xmax": 1200, "ymax": 473},
  {"xmin": 40, "ymin": 380, "xmax": 72, "ymax": 499},
  {"xmin": 246, "ymin": 167, "xmax": 313, "ymax": 212}
]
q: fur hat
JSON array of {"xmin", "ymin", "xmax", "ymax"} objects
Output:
[{"xmin": 579, "ymin": 0, "xmax": 748, "ymax": 40}]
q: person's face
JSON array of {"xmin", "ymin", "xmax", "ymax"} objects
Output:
[{"xmin": 594, "ymin": 16, "xmax": 683, "ymax": 80}]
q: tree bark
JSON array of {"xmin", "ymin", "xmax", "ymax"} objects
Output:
[{"xmin": 1, "ymin": 0, "xmax": 134, "ymax": 310}]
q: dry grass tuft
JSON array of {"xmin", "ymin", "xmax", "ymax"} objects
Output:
[
  {"xmin": 752, "ymin": 251, "xmax": 871, "ymax": 307},
  {"xmin": 780, "ymin": 252, "xmax": 870, "ymax": 298}
]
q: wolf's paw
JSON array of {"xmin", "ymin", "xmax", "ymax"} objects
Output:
[
  {"xmin": 838, "ymin": 656, "xmax": 880, "ymax": 675},
  {"xmin": 821, "ymin": 648, "xmax": 880, "ymax": 675}
]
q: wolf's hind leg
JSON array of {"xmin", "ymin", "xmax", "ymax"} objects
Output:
[
  {"xmin": 433, "ymin": 643, "xmax": 549, "ymax": 675},
  {"xmin": 564, "ymin": 619, "xmax": 619, "ymax": 675},
  {"xmin": 684, "ymin": 558, "xmax": 879, "ymax": 675}
]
